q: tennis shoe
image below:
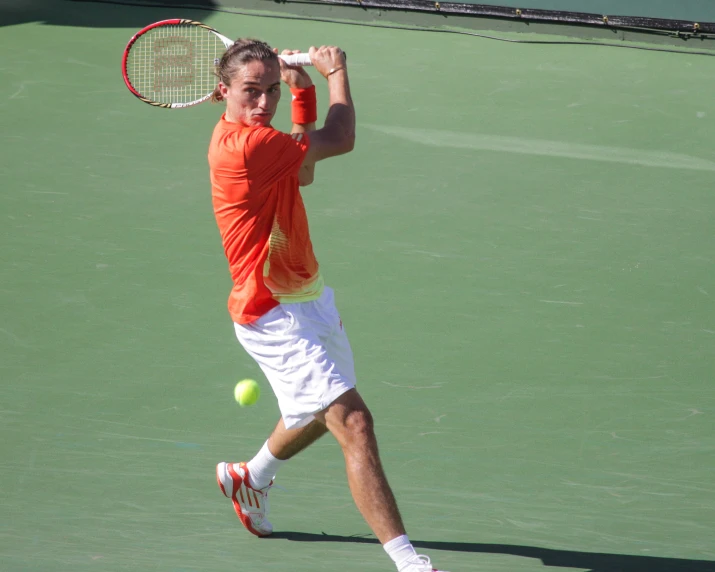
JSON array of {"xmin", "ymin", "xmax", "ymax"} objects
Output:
[
  {"xmin": 216, "ymin": 461, "xmax": 273, "ymax": 537},
  {"xmin": 398, "ymin": 554, "xmax": 449, "ymax": 572}
]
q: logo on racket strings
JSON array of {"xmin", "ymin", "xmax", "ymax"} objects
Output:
[{"xmin": 153, "ymin": 36, "xmax": 194, "ymax": 91}]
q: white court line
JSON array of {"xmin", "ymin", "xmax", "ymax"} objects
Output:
[{"xmin": 364, "ymin": 124, "xmax": 715, "ymax": 172}]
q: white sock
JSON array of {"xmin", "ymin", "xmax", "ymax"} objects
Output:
[
  {"xmin": 384, "ymin": 534, "xmax": 417, "ymax": 570},
  {"xmin": 244, "ymin": 441, "xmax": 284, "ymax": 490}
]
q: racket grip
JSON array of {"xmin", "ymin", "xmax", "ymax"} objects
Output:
[{"xmin": 280, "ymin": 52, "xmax": 313, "ymax": 67}]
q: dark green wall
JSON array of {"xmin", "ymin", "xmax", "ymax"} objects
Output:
[
  {"xmin": 458, "ymin": 0, "xmax": 715, "ymax": 22},
  {"xmin": 203, "ymin": 0, "xmax": 715, "ymax": 48}
]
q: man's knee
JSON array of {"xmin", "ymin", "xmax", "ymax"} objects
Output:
[
  {"xmin": 343, "ymin": 406, "xmax": 374, "ymax": 438},
  {"xmin": 319, "ymin": 389, "xmax": 376, "ymax": 444}
]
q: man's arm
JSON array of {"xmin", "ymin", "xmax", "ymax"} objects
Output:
[
  {"xmin": 292, "ymin": 120, "xmax": 316, "ymax": 186},
  {"xmin": 301, "ymin": 46, "xmax": 355, "ymax": 170},
  {"xmin": 278, "ymin": 49, "xmax": 318, "ymax": 186}
]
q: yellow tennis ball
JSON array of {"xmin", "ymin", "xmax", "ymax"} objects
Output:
[{"xmin": 234, "ymin": 379, "xmax": 260, "ymax": 407}]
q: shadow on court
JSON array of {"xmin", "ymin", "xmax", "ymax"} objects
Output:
[
  {"xmin": 0, "ymin": 0, "xmax": 218, "ymax": 28},
  {"xmin": 266, "ymin": 532, "xmax": 715, "ymax": 572}
]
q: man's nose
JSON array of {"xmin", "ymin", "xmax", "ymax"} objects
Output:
[{"xmin": 258, "ymin": 92, "xmax": 269, "ymax": 108}]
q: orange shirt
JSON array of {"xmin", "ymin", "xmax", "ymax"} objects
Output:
[{"xmin": 208, "ymin": 115, "xmax": 323, "ymax": 324}]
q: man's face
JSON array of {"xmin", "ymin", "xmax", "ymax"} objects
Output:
[{"xmin": 221, "ymin": 59, "xmax": 281, "ymax": 127}]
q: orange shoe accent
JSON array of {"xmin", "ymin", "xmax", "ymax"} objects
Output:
[{"xmin": 217, "ymin": 462, "xmax": 273, "ymax": 537}]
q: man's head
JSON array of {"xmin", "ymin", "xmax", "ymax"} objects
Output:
[{"xmin": 212, "ymin": 39, "xmax": 281, "ymax": 127}]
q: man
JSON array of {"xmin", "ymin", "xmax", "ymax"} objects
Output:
[{"xmin": 208, "ymin": 39, "xmax": 448, "ymax": 572}]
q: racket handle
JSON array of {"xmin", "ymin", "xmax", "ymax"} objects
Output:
[{"xmin": 280, "ymin": 52, "xmax": 313, "ymax": 67}]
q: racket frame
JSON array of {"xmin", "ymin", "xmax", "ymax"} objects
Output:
[{"xmin": 121, "ymin": 19, "xmax": 313, "ymax": 109}]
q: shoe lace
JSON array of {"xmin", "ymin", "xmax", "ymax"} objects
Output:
[
  {"xmin": 400, "ymin": 554, "xmax": 435, "ymax": 572},
  {"xmin": 238, "ymin": 465, "xmax": 272, "ymax": 518},
  {"xmin": 248, "ymin": 482, "xmax": 272, "ymax": 520},
  {"xmin": 259, "ymin": 484, "xmax": 271, "ymax": 516}
]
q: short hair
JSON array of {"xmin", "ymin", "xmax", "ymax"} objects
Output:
[{"xmin": 211, "ymin": 39, "xmax": 278, "ymax": 103}]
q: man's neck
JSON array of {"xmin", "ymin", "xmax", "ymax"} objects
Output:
[{"xmin": 224, "ymin": 108, "xmax": 239, "ymax": 124}]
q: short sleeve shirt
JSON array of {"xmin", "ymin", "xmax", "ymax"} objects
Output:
[{"xmin": 208, "ymin": 114, "xmax": 323, "ymax": 324}]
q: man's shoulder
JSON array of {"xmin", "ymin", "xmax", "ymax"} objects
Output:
[
  {"xmin": 243, "ymin": 126, "xmax": 300, "ymax": 163},
  {"xmin": 244, "ymin": 125, "xmax": 285, "ymax": 145}
]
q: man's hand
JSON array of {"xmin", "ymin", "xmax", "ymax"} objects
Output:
[
  {"xmin": 308, "ymin": 45, "xmax": 347, "ymax": 79},
  {"xmin": 277, "ymin": 49, "xmax": 314, "ymax": 89}
]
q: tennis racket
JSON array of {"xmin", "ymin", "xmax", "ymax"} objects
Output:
[{"xmin": 121, "ymin": 19, "xmax": 313, "ymax": 109}]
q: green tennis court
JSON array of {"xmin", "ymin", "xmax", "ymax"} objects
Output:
[{"xmin": 2, "ymin": 1, "xmax": 714, "ymax": 571}]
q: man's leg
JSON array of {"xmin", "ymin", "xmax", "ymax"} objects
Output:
[
  {"xmin": 315, "ymin": 388, "xmax": 406, "ymax": 543},
  {"xmin": 245, "ymin": 417, "xmax": 329, "ymax": 489},
  {"xmin": 216, "ymin": 416, "xmax": 329, "ymax": 537},
  {"xmin": 268, "ymin": 416, "xmax": 330, "ymax": 459},
  {"xmin": 315, "ymin": 389, "xmax": 446, "ymax": 570}
]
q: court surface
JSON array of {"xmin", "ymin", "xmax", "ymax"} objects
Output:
[{"xmin": 1, "ymin": 2, "xmax": 714, "ymax": 571}]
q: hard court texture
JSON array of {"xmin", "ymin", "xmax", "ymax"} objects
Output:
[{"xmin": 1, "ymin": 2, "xmax": 714, "ymax": 571}]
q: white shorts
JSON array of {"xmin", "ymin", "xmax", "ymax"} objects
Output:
[{"xmin": 233, "ymin": 287, "xmax": 356, "ymax": 430}]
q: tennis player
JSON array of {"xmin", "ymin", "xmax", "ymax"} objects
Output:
[{"xmin": 208, "ymin": 39, "xmax": 447, "ymax": 572}]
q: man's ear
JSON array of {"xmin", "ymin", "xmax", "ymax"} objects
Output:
[{"xmin": 219, "ymin": 82, "xmax": 229, "ymax": 98}]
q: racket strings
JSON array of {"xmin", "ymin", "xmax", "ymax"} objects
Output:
[{"xmin": 126, "ymin": 24, "xmax": 224, "ymax": 104}]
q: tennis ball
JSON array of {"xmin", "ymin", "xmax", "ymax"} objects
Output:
[{"xmin": 234, "ymin": 379, "xmax": 260, "ymax": 407}]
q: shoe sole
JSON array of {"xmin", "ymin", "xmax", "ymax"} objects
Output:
[{"xmin": 216, "ymin": 462, "xmax": 272, "ymax": 538}]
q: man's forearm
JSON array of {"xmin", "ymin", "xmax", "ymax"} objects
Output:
[
  {"xmin": 294, "ymin": 120, "xmax": 316, "ymax": 185},
  {"xmin": 325, "ymin": 70, "xmax": 355, "ymax": 140},
  {"xmin": 291, "ymin": 121, "xmax": 316, "ymax": 135}
]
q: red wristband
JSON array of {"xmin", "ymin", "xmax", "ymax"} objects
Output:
[{"xmin": 290, "ymin": 85, "xmax": 317, "ymax": 125}]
